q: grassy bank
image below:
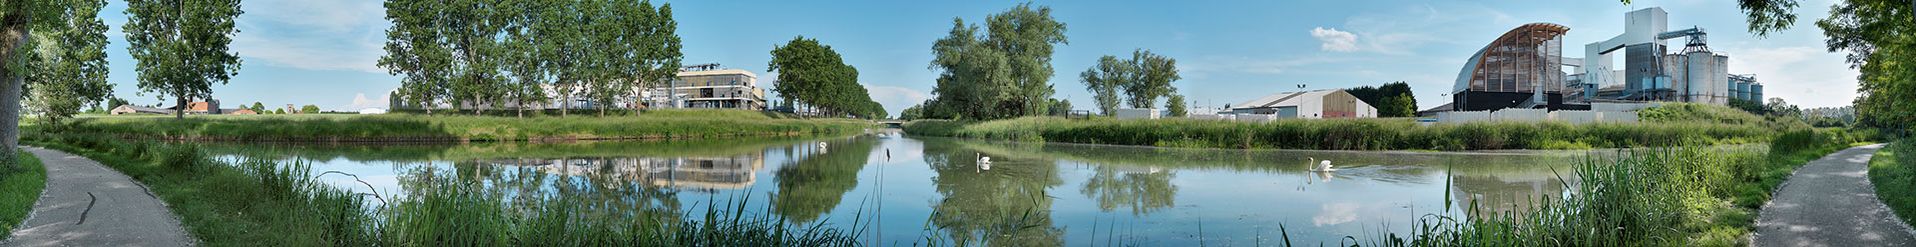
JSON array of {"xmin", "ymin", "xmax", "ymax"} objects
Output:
[
  {"xmin": 1, "ymin": 151, "xmax": 46, "ymax": 240},
  {"xmin": 23, "ymin": 133, "xmax": 861, "ymax": 246},
  {"xmin": 1870, "ymin": 140, "xmax": 1916, "ymax": 228},
  {"xmin": 906, "ymin": 117, "xmax": 1772, "ymax": 150},
  {"xmin": 55, "ymin": 109, "xmax": 871, "ymax": 142},
  {"xmin": 1298, "ymin": 128, "xmax": 1865, "ymax": 246}
]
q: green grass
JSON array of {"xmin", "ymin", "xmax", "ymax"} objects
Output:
[
  {"xmin": 1270, "ymin": 128, "xmax": 1866, "ymax": 246},
  {"xmin": 57, "ymin": 109, "xmax": 872, "ymax": 142},
  {"xmin": 906, "ymin": 117, "xmax": 1774, "ymax": 150},
  {"xmin": 22, "ymin": 133, "xmax": 863, "ymax": 246},
  {"xmin": 1, "ymin": 151, "xmax": 47, "ymax": 240},
  {"xmin": 1870, "ymin": 140, "xmax": 1916, "ymax": 229}
]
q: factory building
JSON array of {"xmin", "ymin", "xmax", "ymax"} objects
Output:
[{"xmin": 1439, "ymin": 7, "xmax": 1765, "ymax": 115}]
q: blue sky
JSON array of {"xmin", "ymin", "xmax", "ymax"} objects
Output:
[{"xmin": 95, "ymin": 0, "xmax": 1860, "ymax": 115}]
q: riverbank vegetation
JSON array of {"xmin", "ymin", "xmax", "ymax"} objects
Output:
[
  {"xmin": 23, "ymin": 133, "xmax": 863, "ymax": 246},
  {"xmin": 908, "ymin": 103, "xmax": 1811, "ymax": 151},
  {"xmin": 1294, "ymin": 128, "xmax": 1867, "ymax": 246},
  {"xmin": 1870, "ymin": 140, "xmax": 1916, "ymax": 228},
  {"xmin": 48, "ymin": 109, "xmax": 870, "ymax": 142},
  {"xmin": 0, "ymin": 151, "xmax": 46, "ymax": 239}
]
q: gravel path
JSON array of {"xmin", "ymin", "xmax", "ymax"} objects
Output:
[
  {"xmin": 1756, "ymin": 144, "xmax": 1916, "ymax": 247},
  {"xmin": 3, "ymin": 147, "xmax": 191, "ymax": 247}
]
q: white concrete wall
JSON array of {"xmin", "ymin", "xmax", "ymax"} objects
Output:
[
  {"xmin": 1235, "ymin": 114, "xmax": 1277, "ymax": 123},
  {"xmin": 1493, "ymin": 109, "xmax": 1549, "ymax": 121},
  {"xmin": 1438, "ymin": 109, "xmax": 1638, "ymax": 124},
  {"xmin": 1115, "ymin": 108, "xmax": 1160, "ymax": 120}
]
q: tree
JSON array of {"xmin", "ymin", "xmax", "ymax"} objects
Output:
[
  {"xmin": 1079, "ymin": 56, "xmax": 1125, "ymax": 115},
  {"xmin": 769, "ymin": 36, "xmax": 878, "ymax": 118},
  {"xmin": 24, "ymin": 0, "xmax": 112, "ymax": 126},
  {"xmin": 1816, "ymin": 0, "xmax": 1913, "ymax": 131},
  {"xmin": 1165, "ymin": 94, "xmax": 1187, "ymax": 117},
  {"xmin": 301, "ymin": 105, "xmax": 321, "ymax": 114},
  {"xmin": 1346, "ymin": 81, "xmax": 1417, "ymax": 117},
  {"xmin": 380, "ymin": 0, "xmax": 452, "ymax": 115},
  {"xmin": 1121, "ymin": 50, "xmax": 1179, "ymax": 109},
  {"xmin": 273, "ymin": 108, "xmax": 284, "ymax": 114},
  {"xmin": 1046, "ymin": 98, "xmax": 1072, "ymax": 116},
  {"xmin": 124, "ymin": 0, "xmax": 245, "ymax": 119},
  {"xmin": 250, "ymin": 102, "xmax": 264, "ymax": 113},
  {"xmin": 927, "ymin": 3, "xmax": 1067, "ymax": 120}
]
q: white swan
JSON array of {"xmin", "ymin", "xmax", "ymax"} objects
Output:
[
  {"xmin": 976, "ymin": 153, "xmax": 992, "ymax": 171},
  {"xmin": 1306, "ymin": 157, "xmax": 1336, "ymax": 172}
]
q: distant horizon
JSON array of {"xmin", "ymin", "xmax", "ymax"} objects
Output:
[{"xmin": 92, "ymin": 0, "xmax": 1859, "ymax": 116}]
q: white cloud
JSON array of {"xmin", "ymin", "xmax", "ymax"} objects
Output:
[
  {"xmin": 1312, "ymin": 202, "xmax": 1361, "ymax": 226},
  {"xmin": 231, "ymin": 0, "xmax": 389, "ymax": 73},
  {"xmin": 1724, "ymin": 46, "xmax": 1860, "ymax": 108},
  {"xmin": 347, "ymin": 92, "xmax": 388, "ymax": 110},
  {"xmin": 1310, "ymin": 27, "xmax": 1360, "ymax": 52}
]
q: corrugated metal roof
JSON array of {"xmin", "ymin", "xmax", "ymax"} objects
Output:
[{"xmin": 1233, "ymin": 89, "xmax": 1337, "ymax": 109}]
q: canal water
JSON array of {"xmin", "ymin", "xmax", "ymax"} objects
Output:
[{"xmin": 205, "ymin": 130, "xmax": 1582, "ymax": 245}]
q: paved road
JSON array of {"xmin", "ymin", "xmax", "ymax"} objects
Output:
[
  {"xmin": 1757, "ymin": 144, "xmax": 1916, "ymax": 247},
  {"xmin": 3, "ymin": 147, "xmax": 191, "ymax": 247}
]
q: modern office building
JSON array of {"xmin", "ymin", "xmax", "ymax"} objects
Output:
[
  {"xmin": 1228, "ymin": 89, "xmax": 1377, "ymax": 119},
  {"xmin": 1450, "ymin": 23, "xmax": 1572, "ymax": 111},
  {"xmin": 642, "ymin": 64, "xmax": 767, "ymax": 110}
]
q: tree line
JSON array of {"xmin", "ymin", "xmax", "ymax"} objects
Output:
[
  {"xmin": 768, "ymin": 37, "xmax": 886, "ymax": 119},
  {"xmin": 380, "ymin": 0, "xmax": 684, "ymax": 117}
]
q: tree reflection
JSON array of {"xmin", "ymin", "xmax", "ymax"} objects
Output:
[
  {"xmin": 770, "ymin": 136, "xmax": 880, "ymax": 222},
  {"xmin": 920, "ymin": 140, "xmax": 1064, "ymax": 246},
  {"xmin": 1079, "ymin": 166, "xmax": 1176, "ymax": 215}
]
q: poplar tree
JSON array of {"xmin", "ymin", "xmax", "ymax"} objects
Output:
[
  {"xmin": 123, "ymin": 0, "xmax": 245, "ymax": 119},
  {"xmin": 25, "ymin": 0, "xmax": 113, "ymax": 126}
]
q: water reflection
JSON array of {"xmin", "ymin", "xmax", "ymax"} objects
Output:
[
  {"xmin": 921, "ymin": 140, "xmax": 1065, "ymax": 246},
  {"xmin": 772, "ymin": 136, "xmax": 879, "ymax": 222},
  {"xmin": 204, "ymin": 133, "xmax": 1583, "ymax": 245}
]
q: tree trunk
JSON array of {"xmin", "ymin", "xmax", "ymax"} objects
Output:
[
  {"xmin": 0, "ymin": 24, "xmax": 22, "ymax": 170},
  {"xmin": 174, "ymin": 96, "xmax": 186, "ymax": 119}
]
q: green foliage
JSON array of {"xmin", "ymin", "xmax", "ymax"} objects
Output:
[
  {"xmin": 1165, "ymin": 94, "xmax": 1187, "ymax": 117},
  {"xmin": 1045, "ymin": 98, "xmax": 1072, "ymax": 116},
  {"xmin": 379, "ymin": 0, "xmax": 682, "ymax": 116},
  {"xmin": 768, "ymin": 36, "xmax": 884, "ymax": 119},
  {"xmin": 49, "ymin": 109, "xmax": 868, "ymax": 142},
  {"xmin": 23, "ymin": 0, "xmax": 111, "ymax": 127},
  {"xmin": 0, "ymin": 151, "xmax": 45, "ymax": 239},
  {"xmin": 1344, "ymin": 82, "xmax": 1417, "ymax": 117},
  {"xmin": 1819, "ymin": 0, "xmax": 1915, "ymax": 131},
  {"xmin": 1871, "ymin": 140, "xmax": 1916, "ymax": 229},
  {"xmin": 1078, "ymin": 49, "xmax": 1182, "ymax": 114},
  {"xmin": 906, "ymin": 117, "xmax": 1776, "ymax": 151},
  {"xmin": 927, "ymin": 3, "xmax": 1067, "ymax": 120},
  {"xmin": 123, "ymin": 0, "xmax": 244, "ymax": 119},
  {"xmin": 300, "ymin": 104, "xmax": 321, "ymax": 114}
]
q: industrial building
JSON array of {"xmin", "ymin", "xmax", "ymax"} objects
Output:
[
  {"xmin": 1443, "ymin": 7, "xmax": 1763, "ymax": 114},
  {"xmin": 1227, "ymin": 89, "xmax": 1377, "ymax": 119},
  {"xmin": 1450, "ymin": 23, "xmax": 1572, "ymax": 111}
]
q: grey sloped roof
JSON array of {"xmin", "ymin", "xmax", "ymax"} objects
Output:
[{"xmin": 1232, "ymin": 89, "xmax": 1336, "ymax": 109}]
